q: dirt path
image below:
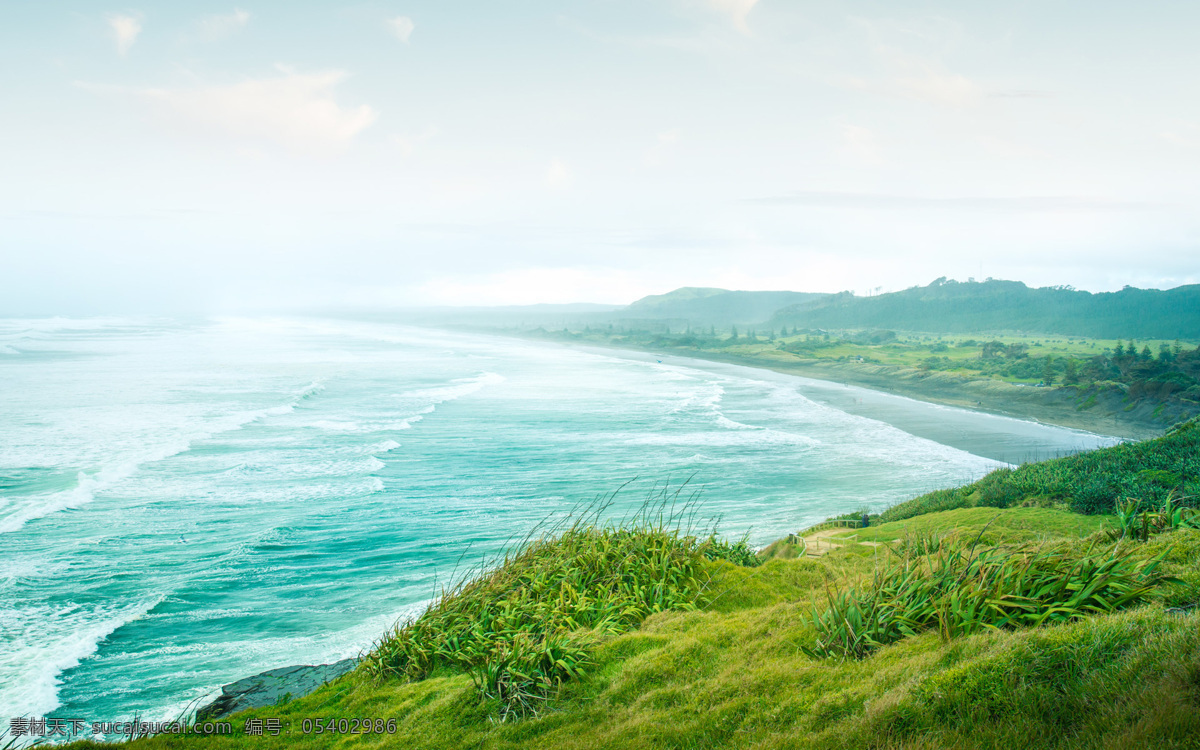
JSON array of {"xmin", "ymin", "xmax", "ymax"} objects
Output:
[{"xmin": 800, "ymin": 528, "xmax": 889, "ymax": 556}]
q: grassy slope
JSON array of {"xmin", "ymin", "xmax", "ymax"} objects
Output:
[
  {"xmin": 76, "ymin": 428, "xmax": 1200, "ymax": 750},
  {"xmin": 88, "ymin": 519, "xmax": 1200, "ymax": 750},
  {"xmin": 835, "ymin": 506, "xmax": 1111, "ymax": 545}
]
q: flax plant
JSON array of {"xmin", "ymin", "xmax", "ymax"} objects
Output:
[
  {"xmin": 806, "ymin": 534, "xmax": 1175, "ymax": 659},
  {"xmin": 361, "ymin": 486, "xmax": 757, "ymax": 720}
]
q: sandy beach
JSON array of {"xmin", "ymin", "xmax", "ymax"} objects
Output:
[{"xmin": 531, "ymin": 336, "xmax": 1163, "ymax": 443}]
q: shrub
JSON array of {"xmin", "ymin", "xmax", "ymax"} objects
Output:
[
  {"xmin": 878, "ymin": 488, "xmax": 970, "ymax": 524},
  {"xmin": 805, "ymin": 538, "xmax": 1173, "ymax": 659},
  {"xmin": 361, "ymin": 499, "xmax": 756, "ymax": 719}
]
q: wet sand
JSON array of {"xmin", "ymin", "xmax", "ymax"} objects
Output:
[{"xmin": 565, "ymin": 343, "xmax": 1131, "ymax": 465}]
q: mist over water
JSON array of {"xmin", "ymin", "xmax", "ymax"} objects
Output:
[{"xmin": 0, "ymin": 317, "xmax": 1118, "ymax": 722}]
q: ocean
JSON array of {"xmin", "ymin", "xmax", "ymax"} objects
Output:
[{"xmin": 0, "ymin": 316, "xmax": 1119, "ymax": 723}]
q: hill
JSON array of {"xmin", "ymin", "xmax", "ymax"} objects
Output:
[
  {"xmin": 80, "ymin": 423, "xmax": 1200, "ymax": 750},
  {"xmin": 623, "ymin": 288, "xmax": 825, "ymax": 325},
  {"xmin": 770, "ymin": 278, "xmax": 1200, "ymax": 339}
]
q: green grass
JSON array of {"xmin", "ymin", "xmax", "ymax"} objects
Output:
[
  {"xmin": 806, "ymin": 535, "xmax": 1172, "ymax": 659},
  {"xmin": 358, "ymin": 493, "xmax": 760, "ymax": 720},
  {"xmin": 67, "ymin": 428, "xmax": 1200, "ymax": 750},
  {"xmin": 75, "ymin": 529, "xmax": 1200, "ymax": 750},
  {"xmin": 835, "ymin": 506, "xmax": 1111, "ymax": 546},
  {"xmin": 878, "ymin": 419, "xmax": 1200, "ymax": 520}
]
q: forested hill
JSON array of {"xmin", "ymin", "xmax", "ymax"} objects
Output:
[
  {"xmin": 769, "ymin": 279, "xmax": 1200, "ymax": 339},
  {"xmin": 624, "ymin": 287, "xmax": 824, "ymax": 325}
]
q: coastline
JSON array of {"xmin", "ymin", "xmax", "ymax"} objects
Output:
[
  {"xmin": 160, "ymin": 328, "xmax": 1161, "ymax": 729},
  {"xmin": 494, "ymin": 332, "xmax": 1165, "ymax": 442}
]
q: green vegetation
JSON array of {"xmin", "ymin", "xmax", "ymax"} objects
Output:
[
  {"xmin": 845, "ymin": 506, "xmax": 1110, "ymax": 544},
  {"xmin": 68, "ymin": 422, "xmax": 1200, "ymax": 750},
  {"xmin": 807, "ymin": 537, "xmax": 1172, "ymax": 659},
  {"xmin": 456, "ymin": 278, "xmax": 1200, "ymax": 435},
  {"xmin": 361, "ymin": 495, "xmax": 760, "ymax": 720},
  {"xmin": 431, "ymin": 279, "xmax": 1200, "ymax": 343},
  {"xmin": 518, "ymin": 315, "xmax": 1200, "ymax": 434},
  {"xmin": 623, "ymin": 288, "xmax": 824, "ymax": 325},
  {"xmin": 879, "ymin": 419, "xmax": 1200, "ymax": 521},
  {"xmin": 769, "ymin": 278, "xmax": 1200, "ymax": 340}
]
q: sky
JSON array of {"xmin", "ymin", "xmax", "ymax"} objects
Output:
[{"xmin": 2, "ymin": 1, "xmax": 1199, "ymax": 314}]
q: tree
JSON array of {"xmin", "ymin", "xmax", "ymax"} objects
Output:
[
  {"xmin": 730, "ymin": 326, "xmax": 739, "ymax": 341},
  {"xmin": 1063, "ymin": 358, "xmax": 1080, "ymax": 385},
  {"xmin": 1141, "ymin": 345, "xmax": 1153, "ymax": 361},
  {"xmin": 768, "ymin": 329, "xmax": 776, "ymax": 342},
  {"xmin": 1114, "ymin": 341, "xmax": 1126, "ymax": 358},
  {"xmin": 1042, "ymin": 355, "xmax": 1055, "ymax": 386}
]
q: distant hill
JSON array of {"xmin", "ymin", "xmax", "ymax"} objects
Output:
[
  {"xmin": 770, "ymin": 278, "xmax": 1200, "ymax": 339},
  {"xmin": 624, "ymin": 287, "xmax": 826, "ymax": 325}
]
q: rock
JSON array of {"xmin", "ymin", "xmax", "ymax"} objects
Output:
[{"xmin": 196, "ymin": 658, "xmax": 360, "ymax": 721}]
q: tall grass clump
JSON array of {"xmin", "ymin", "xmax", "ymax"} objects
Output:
[
  {"xmin": 806, "ymin": 535, "xmax": 1175, "ymax": 659},
  {"xmin": 361, "ymin": 488, "xmax": 756, "ymax": 720}
]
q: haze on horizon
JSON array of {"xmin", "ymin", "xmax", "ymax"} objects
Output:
[{"xmin": 2, "ymin": 1, "xmax": 1198, "ymax": 316}]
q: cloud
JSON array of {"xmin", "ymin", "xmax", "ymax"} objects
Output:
[
  {"xmin": 545, "ymin": 159, "xmax": 572, "ymax": 189},
  {"xmin": 197, "ymin": 9, "xmax": 250, "ymax": 41},
  {"xmin": 710, "ymin": 0, "xmax": 758, "ymax": 34},
  {"xmin": 387, "ymin": 16, "xmax": 415, "ymax": 43},
  {"xmin": 988, "ymin": 89, "xmax": 1052, "ymax": 99},
  {"xmin": 745, "ymin": 191, "xmax": 1164, "ymax": 212},
  {"xmin": 844, "ymin": 64, "xmax": 981, "ymax": 107},
  {"xmin": 645, "ymin": 128, "xmax": 681, "ymax": 166},
  {"xmin": 838, "ymin": 18, "xmax": 982, "ymax": 107},
  {"xmin": 416, "ymin": 268, "xmax": 653, "ymax": 306},
  {"xmin": 1160, "ymin": 123, "xmax": 1200, "ymax": 148},
  {"xmin": 840, "ymin": 124, "xmax": 883, "ymax": 165},
  {"xmin": 392, "ymin": 126, "xmax": 438, "ymax": 157},
  {"xmin": 136, "ymin": 69, "xmax": 376, "ymax": 154},
  {"xmin": 108, "ymin": 14, "xmax": 142, "ymax": 56},
  {"xmin": 893, "ymin": 67, "xmax": 980, "ymax": 106}
]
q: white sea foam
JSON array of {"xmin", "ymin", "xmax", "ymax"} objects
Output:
[
  {"xmin": 393, "ymin": 371, "xmax": 505, "ymax": 406},
  {"xmin": 714, "ymin": 414, "xmax": 763, "ymax": 431},
  {"xmin": 625, "ymin": 429, "xmax": 819, "ymax": 448},
  {"xmin": 0, "ymin": 380, "xmax": 326, "ymax": 535},
  {"xmin": 0, "ymin": 598, "xmax": 162, "ymax": 717}
]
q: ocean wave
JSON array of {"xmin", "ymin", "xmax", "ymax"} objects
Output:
[
  {"xmin": 714, "ymin": 414, "xmax": 763, "ymax": 431},
  {"xmin": 0, "ymin": 597, "xmax": 162, "ymax": 718},
  {"xmin": 669, "ymin": 380, "xmax": 725, "ymax": 414},
  {"xmin": 624, "ymin": 429, "xmax": 820, "ymax": 449},
  {"xmin": 0, "ymin": 380, "xmax": 326, "ymax": 535},
  {"xmin": 392, "ymin": 372, "xmax": 505, "ymax": 407},
  {"xmin": 305, "ymin": 415, "xmax": 422, "ymax": 434},
  {"xmin": 225, "ymin": 456, "xmax": 387, "ymax": 479}
]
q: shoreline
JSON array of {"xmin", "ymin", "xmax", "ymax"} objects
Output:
[{"xmin": 495, "ymin": 332, "xmax": 1164, "ymax": 443}]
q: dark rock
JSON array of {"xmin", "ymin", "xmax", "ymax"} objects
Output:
[{"xmin": 196, "ymin": 658, "xmax": 359, "ymax": 721}]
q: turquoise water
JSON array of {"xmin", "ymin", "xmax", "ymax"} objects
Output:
[{"xmin": 0, "ymin": 317, "xmax": 1119, "ymax": 723}]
